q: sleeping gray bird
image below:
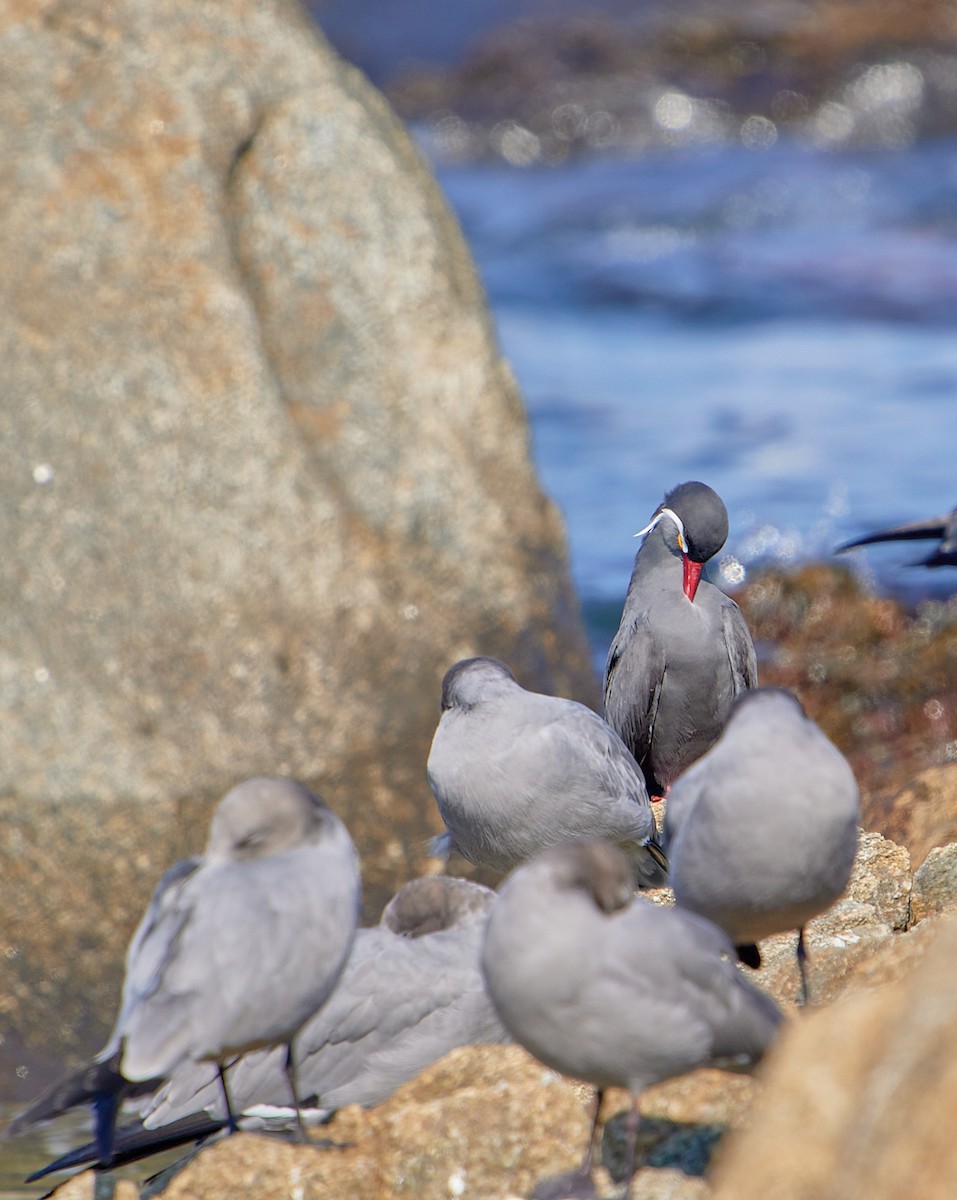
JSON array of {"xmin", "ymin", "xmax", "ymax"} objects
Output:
[
  {"xmin": 141, "ymin": 874, "xmax": 509, "ymax": 1129},
  {"xmin": 427, "ymin": 656, "xmax": 668, "ymax": 885},
  {"xmin": 4, "ymin": 777, "xmax": 361, "ymax": 1163},
  {"xmin": 481, "ymin": 841, "xmax": 783, "ymax": 1196},
  {"xmin": 24, "ymin": 877, "xmax": 510, "ymax": 1180},
  {"xmin": 603, "ymin": 481, "xmax": 757, "ymax": 799},
  {"xmin": 663, "ymin": 688, "xmax": 860, "ymax": 1003},
  {"xmin": 837, "ymin": 504, "xmax": 957, "ymax": 568}
]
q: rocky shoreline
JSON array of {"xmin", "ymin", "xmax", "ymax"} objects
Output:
[{"xmin": 42, "ymin": 794, "xmax": 957, "ymax": 1198}]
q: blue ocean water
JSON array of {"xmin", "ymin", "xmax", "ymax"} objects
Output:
[{"xmin": 427, "ymin": 137, "xmax": 957, "ymax": 659}]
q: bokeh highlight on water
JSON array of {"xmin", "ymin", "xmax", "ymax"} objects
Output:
[{"xmin": 421, "ymin": 135, "xmax": 957, "ymax": 665}]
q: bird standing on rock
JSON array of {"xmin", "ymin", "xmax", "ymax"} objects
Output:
[
  {"xmin": 603, "ymin": 481, "xmax": 757, "ymax": 799},
  {"xmin": 4, "ymin": 777, "xmax": 361, "ymax": 1163},
  {"xmin": 481, "ymin": 841, "xmax": 783, "ymax": 1197},
  {"xmin": 663, "ymin": 687, "xmax": 860, "ymax": 1003},
  {"xmin": 27, "ymin": 876, "xmax": 509, "ymax": 1180},
  {"xmin": 141, "ymin": 874, "xmax": 508, "ymax": 1129},
  {"xmin": 427, "ymin": 656, "xmax": 668, "ymax": 885}
]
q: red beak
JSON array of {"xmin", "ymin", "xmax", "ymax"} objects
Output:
[{"xmin": 683, "ymin": 556, "xmax": 702, "ymax": 602}]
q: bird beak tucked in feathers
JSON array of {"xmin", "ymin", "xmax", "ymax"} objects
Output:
[{"xmin": 635, "ymin": 507, "xmax": 700, "ymax": 602}]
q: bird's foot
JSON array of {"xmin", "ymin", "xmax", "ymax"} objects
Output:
[{"xmin": 530, "ymin": 1167, "xmax": 599, "ymax": 1200}]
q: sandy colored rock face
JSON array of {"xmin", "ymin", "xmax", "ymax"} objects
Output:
[
  {"xmin": 154, "ymin": 1046, "xmax": 593, "ymax": 1200},
  {"xmin": 712, "ymin": 912, "xmax": 957, "ymax": 1200},
  {"xmin": 871, "ymin": 764, "xmax": 957, "ymax": 868},
  {"xmin": 0, "ymin": 0, "xmax": 594, "ymax": 1098},
  {"xmin": 910, "ymin": 842, "xmax": 957, "ymax": 923}
]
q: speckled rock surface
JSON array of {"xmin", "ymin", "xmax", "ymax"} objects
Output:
[
  {"xmin": 751, "ymin": 830, "xmax": 913, "ymax": 1004},
  {"xmin": 0, "ymin": 0, "xmax": 594, "ymax": 1099},
  {"xmin": 910, "ymin": 842, "xmax": 957, "ymax": 923},
  {"xmin": 711, "ymin": 912, "xmax": 957, "ymax": 1200},
  {"xmin": 45, "ymin": 1176, "xmax": 139, "ymax": 1200},
  {"xmin": 843, "ymin": 829, "xmax": 912, "ymax": 930},
  {"xmin": 870, "ymin": 764, "xmax": 957, "ymax": 868},
  {"xmin": 154, "ymin": 1046, "xmax": 593, "ymax": 1200}
]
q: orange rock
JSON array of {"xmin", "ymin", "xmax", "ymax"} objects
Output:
[
  {"xmin": 712, "ymin": 912, "xmax": 957, "ymax": 1200},
  {"xmin": 867, "ymin": 764, "xmax": 957, "ymax": 868}
]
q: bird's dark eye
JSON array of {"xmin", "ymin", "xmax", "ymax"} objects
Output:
[{"xmin": 235, "ymin": 832, "xmax": 264, "ymax": 852}]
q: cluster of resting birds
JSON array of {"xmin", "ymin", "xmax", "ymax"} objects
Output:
[{"xmin": 5, "ymin": 480, "xmax": 951, "ymax": 1198}]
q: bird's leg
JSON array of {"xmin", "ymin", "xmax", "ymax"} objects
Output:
[
  {"xmin": 217, "ymin": 1064, "xmax": 239, "ymax": 1134},
  {"xmin": 284, "ymin": 1041, "xmax": 309, "ymax": 1142},
  {"xmin": 93, "ymin": 1089, "xmax": 119, "ymax": 1167},
  {"xmin": 580, "ymin": 1088, "xmax": 604, "ymax": 1177},
  {"xmin": 796, "ymin": 926, "xmax": 810, "ymax": 1007},
  {"xmin": 619, "ymin": 1096, "xmax": 642, "ymax": 1199}
]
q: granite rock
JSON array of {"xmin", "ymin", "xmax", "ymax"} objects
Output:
[
  {"xmin": 711, "ymin": 912, "xmax": 957, "ymax": 1200},
  {"xmin": 910, "ymin": 842, "xmax": 957, "ymax": 924},
  {"xmin": 0, "ymin": 0, "xmax": 594, "ymax": 1099},
  {"xmin": 868, "ymin": 764, "xmax": 957, "ymax": 869}
]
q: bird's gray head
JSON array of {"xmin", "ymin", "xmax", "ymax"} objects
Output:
[
  {"xmin": 728, "ymin": 686, "xmax": 807, "ymax": 727},
  {"xmin": 206, "ymin": 778, "xmax": 335, "ymax": 862},
  {"xmin": 439, "ymin": 656, "xmax": 517, "ymax": 712},
  {"xmin": 655, "ymin": 482, "xmax": 729, "ymax": 564},
  {"xmin": 539, "ymin": 841, "xmax": 635, "ymax": 915},
  {"xmin": 381, "ymin": 876, "xmax": 495, "ymax": 937}
]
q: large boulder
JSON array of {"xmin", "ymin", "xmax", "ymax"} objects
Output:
[
  {"xmin": 712, "ymin": 912, "xmax": 957, "ymax": 1200},
  {"xmin": 0, "ymin": 0, "xmax": 594, "ymax": 1097}
]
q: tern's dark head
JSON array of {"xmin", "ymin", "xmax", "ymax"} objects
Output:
[
  {"xmin": 659, "ymin": 482, "xmax": 729, "ymax": 564},
  {"xmin": 539, "ymin": 841, "xmax": 635, "ymax": 915},
  {"xmin": 381, "ymin": 876, "xmax": 495, "ymax": 936},
  {"xmin": 439, "ymin": 656, "xmax": 517, "ymax": 712},
  {"xmin": 207, "ymin": 777, "xmax": 334, "ymax": 862}
]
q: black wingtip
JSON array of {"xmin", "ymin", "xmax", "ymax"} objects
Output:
[{"xmin": 25, "ymin": 1112, "xmax": 226, "ymax": 1181}]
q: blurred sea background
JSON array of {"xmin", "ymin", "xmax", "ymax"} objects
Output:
[
  {"xmin": 4, "ymin": 1, "xmax": 957, "ymax": 1194},
  {"xmin": 318, "ymin": 0, "xmax": 957, "ymax": 665}
]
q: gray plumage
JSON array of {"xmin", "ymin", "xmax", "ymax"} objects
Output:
[
  {"xmin": 837, "ymin": 505, "xmax": 957, "ymax": 568},
  {"xmin": 138, "ymin": 876, "xmax": 509, "ymax": 1130},
  {"xmin": 113, "ymin": 778, "xmax": 361, "ymax": 1082},
  {"xmin": 664, "ymin": 688, "xmax": 860, "ymax": 997},
  {"xmin": 603, "ymin": 481, "xmax": 757, "ymax": 797},
  {"xmin": 481, "ymin": 841, "xmax": 782, "ymax": 1190},
  {"xmin": 5, "ymin": 778, "xmax": 361, "ymax": 1157},
  {"xmin": 427, "ymin": 656, "xmax": 667, "ymax": 884}
]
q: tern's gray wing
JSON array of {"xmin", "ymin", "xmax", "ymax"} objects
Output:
[
  {"xmin": 599, "ymin": 902, "xmax": 782, "ymax": 1080},
  {"xmin": 103, "ymin": 858, "xmax": 203, "ymax": 1067},
  {"xmin": 602, "ymin": 615, "xmax": 665, "ymax": 775},
  {"xmin": 122, "ymin": 842, "xmax": 358, "ymax": 1080},
  {"xmin": 287, "ymin": 921, "xmax": 507, "ymax": 1110},
  {"xmin": 660, "ymin": 755, "xmax": 710, "ymax": 854},
  {"xmin": 146, "ymin": 919, "xmax": 505, "ymax": 1126},
  {"xmin": 534, "ymin": 700, "xmax": 650, "ymax": 807},
  {"xmin": 721, "ymin": 599, "xmax": 758, "ymax": 694}
]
